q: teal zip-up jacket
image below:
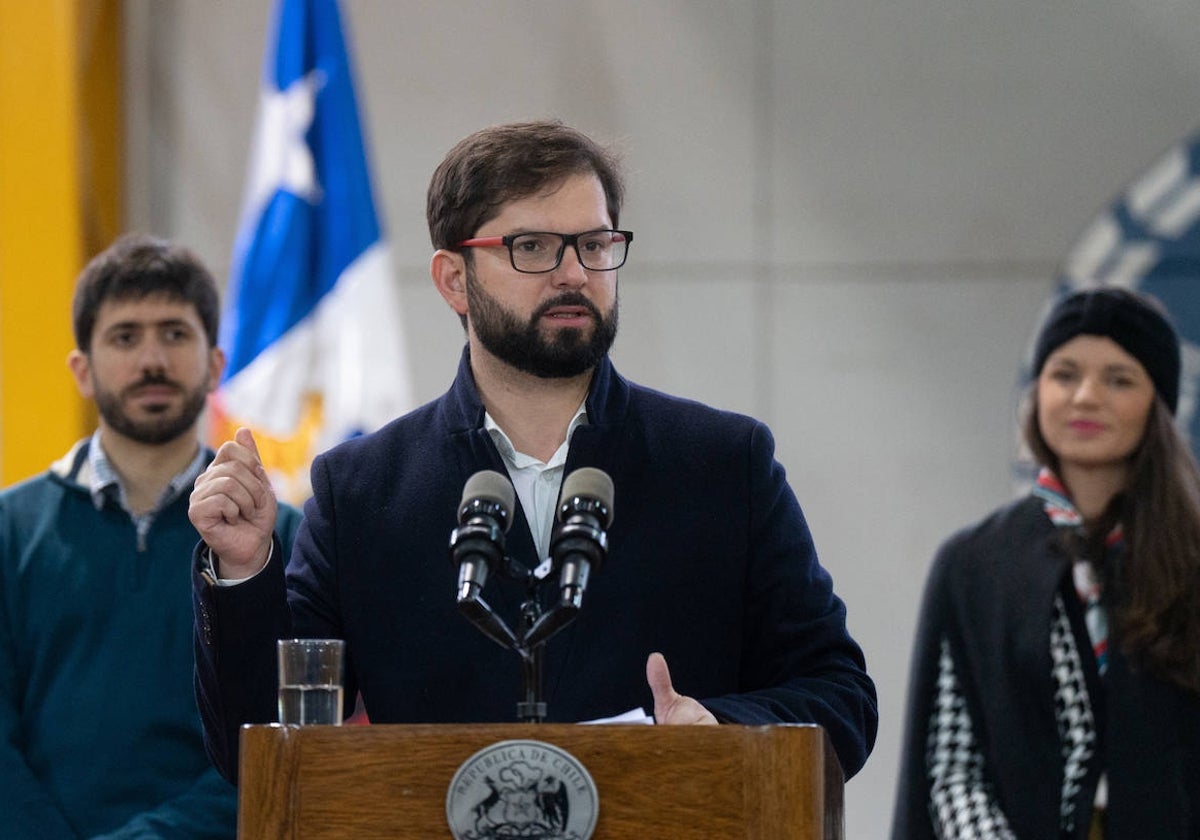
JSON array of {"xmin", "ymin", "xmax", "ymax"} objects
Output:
[{"xmin": 0, "ymin": 440, "xmax": 302, "ymax": 839}]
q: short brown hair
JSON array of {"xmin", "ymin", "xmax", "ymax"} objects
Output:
[
  {"xmin": 73, "ymin": 233, "xmax": 220, "ymax": 352},
  {"xmin": 426, "ymin": 120, "xmax": 624, "ymax": 250}
]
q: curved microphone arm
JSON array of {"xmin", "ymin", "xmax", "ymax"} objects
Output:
[
  {"xmin": 521, "ymin": 520, "xmax": 606, "ymax": 649},
  {"xmin": 456, "ymin": 592, "xmax": 521, "ymax": 651},
  {"xmin": 521, "ymin": 468, "xmax": 613, "ymax": 650},
  {"xmin": 449, "ymin": 471, "xmax": 521, "ymax": 651}
]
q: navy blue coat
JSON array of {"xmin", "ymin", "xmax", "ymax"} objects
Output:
[{"xmin": 194, "ymin": 351, "xmax": 877, "ymax": 782}]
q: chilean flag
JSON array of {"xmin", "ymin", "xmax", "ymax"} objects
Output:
[{"xmin": 210, "ymin": 0, "xmax": 412, "ymax": 503}]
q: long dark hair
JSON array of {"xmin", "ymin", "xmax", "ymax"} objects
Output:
[{"xmin": 1024, "ymin": 391, "xmax": 1200, "ymax": 695}]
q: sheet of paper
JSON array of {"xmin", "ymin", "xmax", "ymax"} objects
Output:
[{"xmin": 581, "ymin": 707, "xmax": 654, "ymax": 725}]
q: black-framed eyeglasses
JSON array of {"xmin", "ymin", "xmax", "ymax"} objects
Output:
[{"xmin": 457, "ymin": 230, "xmax": 633, "ymax": 274}]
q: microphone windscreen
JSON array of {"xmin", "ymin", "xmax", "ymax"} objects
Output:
[
  {"xmin": 560, "ymin": 467, "xmax": 614, "ymax": 527},
  {"xmin": 461, "ymin": 470, "xmax": 515, "ymax": 530}
]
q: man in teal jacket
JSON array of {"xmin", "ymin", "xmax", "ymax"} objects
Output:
[{"xmin": 0, "ymin": 234, "xmax": 301, "ymax": 839}]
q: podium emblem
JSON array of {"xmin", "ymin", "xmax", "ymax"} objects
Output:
[{"xmin": 446, "ymin": 739, "xmax": 599, "ymax": 840}]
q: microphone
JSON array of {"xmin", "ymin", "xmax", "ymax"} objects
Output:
[
  {"xmin": 522, "ymin": 467, "xmax": 613, "ymax": 649},
  {"xmin": 551, "ymin": 467, "xmax": 614, "ymax": 608},
  {"xmin": 449, "ymin": 470, "xmax": 519, "ymax": 649}
]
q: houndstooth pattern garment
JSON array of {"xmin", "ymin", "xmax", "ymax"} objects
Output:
[
  {"xmin": 1050, "ymin": 592, "xmax": 1097, "ymax": 835},
  {"xmin": 926, "ymin": 638, "xmax": 1017, "ymax": 839},
  {"xmin": 926, "ymin": 606, "xmax": 1098, "ymax": 840}
]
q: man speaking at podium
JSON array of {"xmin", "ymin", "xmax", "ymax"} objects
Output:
[{"xmin": 189, "ymin": 121, "xmax": 878, "ymax": 783}]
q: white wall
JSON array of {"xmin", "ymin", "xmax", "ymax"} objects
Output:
[{"xmin": 123, "ymin": 2, "xmax": 1200, "ymax": 836}]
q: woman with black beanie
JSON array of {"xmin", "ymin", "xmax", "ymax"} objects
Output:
[{"xmin": 892, "ymin": 286, "xmax": 1200, "ymax": 839}]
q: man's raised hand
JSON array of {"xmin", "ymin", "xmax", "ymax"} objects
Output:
[{"xmin": 189, "ymin": 427, "xmax": 277, "ymax": 578}]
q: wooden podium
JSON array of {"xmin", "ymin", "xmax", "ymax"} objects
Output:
[{"xmin": 239, "ymin": 722, "xmax": 843, "ymax": 839}]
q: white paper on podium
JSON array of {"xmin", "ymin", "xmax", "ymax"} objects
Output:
[{"xmin": 581, "ymin": 707, "xmax": 654, "ymax": 725}]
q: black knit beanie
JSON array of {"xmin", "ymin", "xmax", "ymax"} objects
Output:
[{"xmin": 1032, "ymin": 286, "xmax": 1181, "ymax": 414}]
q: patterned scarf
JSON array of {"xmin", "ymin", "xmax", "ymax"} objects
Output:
[{"xmin": 1032, "ymin": 468, "xmax": 1114, "ymax": 675}]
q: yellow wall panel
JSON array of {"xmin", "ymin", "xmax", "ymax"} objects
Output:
[{"xmin": 0, "ymin": 0, "xmax": 120, "ymax": 487}]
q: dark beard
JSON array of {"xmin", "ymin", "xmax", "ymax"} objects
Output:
[
  {"xmin": 94, "ymin": 374, "xmax": 209, "ymax": 445},
  {"xmin": 466, "ymin": 269, "xmax": 618, "ymax": 379}
]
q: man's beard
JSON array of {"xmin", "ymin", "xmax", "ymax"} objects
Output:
[
  {"xmin": 466, "ymin": 268, "xmax": 618, "ymax": 379},
  {"xmin": 94, "ymin": 373, "xmax": 210, "ymax": 445}
]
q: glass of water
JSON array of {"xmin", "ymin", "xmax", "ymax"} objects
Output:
[{"xmin": 277, "ymin": 639, "xmax": 345, "ymax": 725}]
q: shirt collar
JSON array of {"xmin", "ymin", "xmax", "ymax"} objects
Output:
[
  {"xmin": 484, "ymin": 402, "xmax": 589, "ymax": 468},
  {"xmin": 86, "ymin": 430, "xmax": 209, "ymax": 515}
]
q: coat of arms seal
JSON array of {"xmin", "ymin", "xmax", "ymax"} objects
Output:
[{"xmin": 445, "ymin": 739, "xmax": 599, "ymax": 840}]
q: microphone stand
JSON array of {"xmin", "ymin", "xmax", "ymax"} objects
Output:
[
  {"xmin": 454, "ymin": 467, "xmax": 612, "ymax": 724},
  {"xmin": 455, "ymin": 552, "xmax": 559, "ymax": 723},
  {"xmin": 516, "ymin": 599, "xmax": 547, "ymax": 723}
]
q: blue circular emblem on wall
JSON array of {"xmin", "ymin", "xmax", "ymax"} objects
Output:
[{"xmin": 1043, "ymin": 128, "xmax": 1200, "ymax": 460}]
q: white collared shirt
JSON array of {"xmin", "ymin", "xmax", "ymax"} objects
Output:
[
  {"xmin": 86, "ymin": 430, "xmax": 208, "ymax": 552},
  {"xmin": 484, "ymin": 403, "xmax": 588, "ymax": 564}
]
